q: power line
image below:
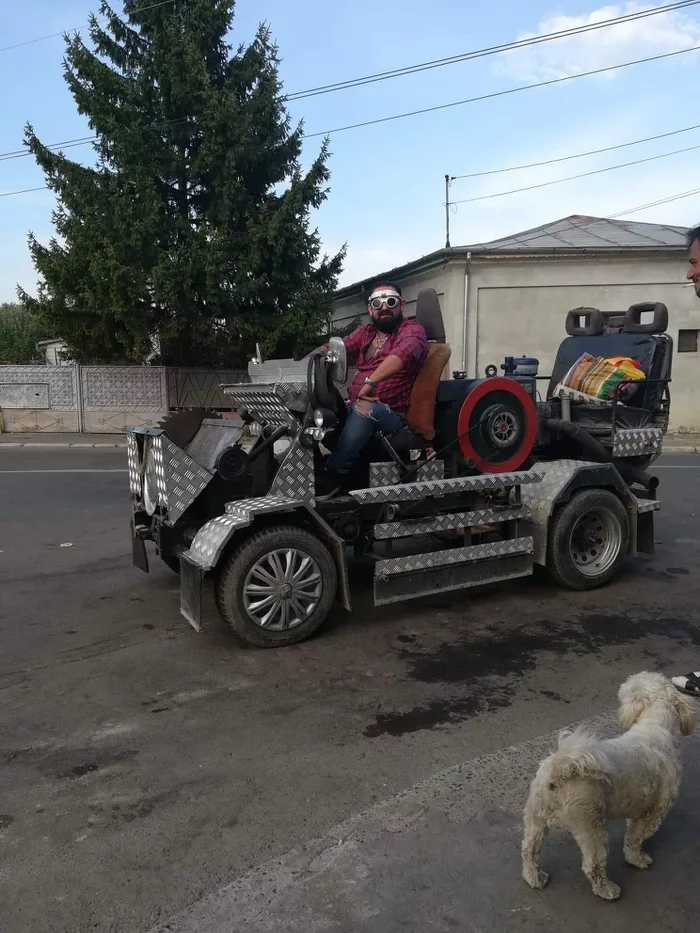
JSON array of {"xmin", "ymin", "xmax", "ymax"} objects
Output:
[
  {"xmin": 302, "ymin": 42, "xmax": 700, "ymax": 138},
  {"xmin": 610, "ymin": 187, "xmax": 700, "ymax": 217},
  {"xmin": 0, "ymin": 185, "xmax": 48, "ymax": 198},
  {"xmin": 287, "ymin": 0, "xmax": 700, "ymax": 100},
  {"xmin": 450, "ymin": 123, "xmax": 700, "ymax": 180},
  {"xmin": 3, "ymin": 2, "xmax": 700, "ymax": 160},
  {"xmin": 450, "ymin": 141, "xmax": 700, "ymax": 204},
  {"xmin": 3, "ymin": 42, "xmax": 700, "ymax": 175},
  {"xmin": 0, "ymin": 0, "xmax": 176, "ymax": 54}
]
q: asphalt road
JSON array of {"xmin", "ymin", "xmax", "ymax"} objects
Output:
[{"xmin": 1, "ymin": 449, "xmax": 699, "ymax": 932}]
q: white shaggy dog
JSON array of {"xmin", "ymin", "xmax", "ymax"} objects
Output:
[{"xmin": 521, "ymin": 672, "xmax": 695, "ymax": 900}]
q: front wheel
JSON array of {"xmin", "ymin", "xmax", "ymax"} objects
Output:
[
  {"xmin": 546, "ymin": 489, "xmax": 629, "ymax": 590},
  {"xmin": 215, "ymin": 525, "xmax": 337, "ymax": 647}
]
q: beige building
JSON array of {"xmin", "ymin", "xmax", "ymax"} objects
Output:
[{"xmin": 333, "ymin": 216, "xmax": 700, "ymax": 433}]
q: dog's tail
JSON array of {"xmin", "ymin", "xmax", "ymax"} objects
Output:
[{"xmin": 545, "ymin": 726, "xmax": 611, "ymax": 786}]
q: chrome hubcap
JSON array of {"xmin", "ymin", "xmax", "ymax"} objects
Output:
[
  {"xmin": 243, "ymin": 548, "xmax": 322, "ymax": 630},
  {"xmin": 570, "ymin": 508, "xmax": 622, "ymax": 577},
  {"xmin": 487, "ymin": 409, "xmax": 520, "ymax": 448}
]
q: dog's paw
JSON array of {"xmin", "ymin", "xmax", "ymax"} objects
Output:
[
  {"xmin": 523, "ymin": 869, "xmax": 550, "ymax": 890},
  {"xmin": 625, "ymin": 849, "xmax": 653, "ymax": 870},
  {"xmin": 593, "ymin": 881, "xmax": 621, "ymax": 901}
]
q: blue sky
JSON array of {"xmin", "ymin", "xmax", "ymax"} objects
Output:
[{"xmin": 2, "ymin": 0, "xmax": 700, "ymax": 303}]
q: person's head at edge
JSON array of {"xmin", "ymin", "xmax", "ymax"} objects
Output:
[
  {"xmin": 366, "ymin": 282, "xmax": 406, "ymax": 334},
  {"xmin": 686, "ymin": 224, "xmax": 700, "ymax": 298}
]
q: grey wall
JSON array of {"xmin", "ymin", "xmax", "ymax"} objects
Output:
[{"xmin": 466, "ymin": 254, "xmax": 699, "ymax": 433}]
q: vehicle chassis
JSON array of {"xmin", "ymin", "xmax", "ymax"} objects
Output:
[{"xmin": 127, "ymin": 370, "xmax": 659, "ymax": 647}]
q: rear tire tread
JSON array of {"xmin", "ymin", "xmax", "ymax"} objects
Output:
[{"xmin": 546, "ymin": 489, "xmax": 629, "ymax": 591}]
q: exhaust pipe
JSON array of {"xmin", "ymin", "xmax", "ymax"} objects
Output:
[{"xmin": 545, "ymin": 419, "xmax": 659, "ymax": 491}]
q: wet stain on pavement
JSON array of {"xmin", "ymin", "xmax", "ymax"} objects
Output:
[
  {"xmin": 363, "ymin": 612, "xmax": 700, "ymax": 738},
  {"xmin": 667, "ymin": 567, "xmax": 690, "ymax": 576},
  {"xmin": 0, "ymin": 814, "xmax": 14, "ymax": 829},
  {"xmin": 70, "ymin": 763, "xmax": 99, "ymax": 778},
  {"xmin": 3, "ymin": 745, "xmax": 140, "ymax": 779},
  {"xmin": 109, "ymin": 788, "xmax": 181, "ymax": 823},
  {"xmin": 364, "ymin": 691, "xmax": 512, "ymax": 737}
]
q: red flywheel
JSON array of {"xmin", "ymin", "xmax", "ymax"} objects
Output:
[{"xmin": 456, "ymin": 377, "xmax": 538, "ymax": 473}]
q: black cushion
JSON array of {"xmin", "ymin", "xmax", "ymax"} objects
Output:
[
  {"xmin": 548, "ymin": 333, "xmax": 672, "ymax": 410},
  {"xmin": 415, "ymin": 288, "xmax": 446, "ymax": 342}
]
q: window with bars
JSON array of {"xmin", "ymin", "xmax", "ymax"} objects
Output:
[{"xmin": 678, "ymin": 329, "xmax": 699, "ymax": 353}]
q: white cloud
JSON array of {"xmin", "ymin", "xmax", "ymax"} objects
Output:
[{"xmin": 497, "ymin": 2, "xmax": 700, "ymax": 82}]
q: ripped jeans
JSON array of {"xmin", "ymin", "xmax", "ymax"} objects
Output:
[{"xmin": 326, "ymin": 400, "xmax": 405, "ymax": 474}]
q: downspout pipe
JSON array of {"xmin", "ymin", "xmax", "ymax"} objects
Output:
[{"xmin": 462, "ymin": 251, "xmax": 472, "ymax": 372}]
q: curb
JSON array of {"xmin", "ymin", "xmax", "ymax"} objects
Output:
[{"xmin": 0, "ymin": 442, "xmax": 126, "ymax": 448}]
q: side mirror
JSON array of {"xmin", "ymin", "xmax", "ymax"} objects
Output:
[{"xmin": 326, "ymin": 336, "xmax": 348, "ymax": 384}]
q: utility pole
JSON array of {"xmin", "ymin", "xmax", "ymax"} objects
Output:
[{"xmin": 444, "ymin": 174, "xmax": 451, "ymax": 248}]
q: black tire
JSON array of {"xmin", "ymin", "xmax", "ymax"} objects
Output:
[
  {"xmin": 546, "ymin": 488, "xmax": 629, "ymax": 591},
  {"xmin": 215, "ymin": 525, "xmax": 337, "ymax": 647}
]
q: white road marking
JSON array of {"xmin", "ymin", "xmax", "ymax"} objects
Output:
[{"xmin": 0, "ymin": 469, "xmax": 128, "ymax": 474}]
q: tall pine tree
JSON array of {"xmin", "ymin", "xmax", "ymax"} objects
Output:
[{"xmin": 20, "ymin": 0, "xmax": 344, "ymax": 366}]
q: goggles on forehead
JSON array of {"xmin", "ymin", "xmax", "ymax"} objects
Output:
[{"xmin": 369, "ymin": 291, "xmax": 401, "ymax": 310}]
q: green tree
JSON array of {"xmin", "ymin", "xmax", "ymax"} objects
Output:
[
  {"xmin": 0, "ymin": 302, "xmax": 45, "ymax": 364},
  {"xmin": 20, "ymin": 0, "xmax": 344, "ymax": 366}
]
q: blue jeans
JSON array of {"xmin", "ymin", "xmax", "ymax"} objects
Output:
[{"xmin": 326, "ymin": 401, "xmax": 405, "ymax": 473}]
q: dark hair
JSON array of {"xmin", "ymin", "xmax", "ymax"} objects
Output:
[
  {"xmin": 687, "ymin": 224, "xmax": 700, "ymax": 248},
  {"xmin": 368, "ymin": 281, "xmax": 402, "ymax": 298}
]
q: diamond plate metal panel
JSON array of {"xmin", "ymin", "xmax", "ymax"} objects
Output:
[
  {"xmin": 0, "ymin": 364, "xmax": 77, "ymax": 409},
  {"xmin": 150, "ymin": 435, "xmax": 168, "ymax": 506},
  {"xmin": 520, "ymin": 461, "xmax": 591, "ymax": 526},
  {"xmin": 187, "ymin": 496, "xmax": 304, "ymax": 569},
  {"xmin": 161, "ymin": 438, "xmax": 213, "ymax": 524},
  {"xmin": 168, "ymin": 368, "xmax": 248, "ymax": 409},
  {"xmin": 375, "ymin": 537, "xmax": 534, "ymax": 575},
  {"xmin": 374, "ymin": 507, "xmax": 529, "ymax": 540},
  {"xmin": 350, "ymin": 470, "xmax": 543, "ymax": 504},
  {"xmin": 126, "ymin": 433, "xmax": 142, "ymax": 497},
  {"xmin": 612, "ymin": 428, "xmax": 663, "ymax": 457},
  {"xmin": 81, "ymin": 366, "xmax": 168, "ymax": 410},
  {"xmin": 369, "ymin": 460, "xmax": 445, "ymax": 487},
  {"xmin": 269, "ymin": 436, "xmax": 315, "ymax": 503},
  {"xmin": 635, "ymin": 497, "xmax": 660, "ymax": 514},
  {"xmin": 222, "ymin": 385, "xmax": 300, "ymax": 428}
]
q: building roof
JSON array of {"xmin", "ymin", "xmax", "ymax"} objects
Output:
[
  {"xmin": 335, "ymin": 215, "xmax": 689, "ymax": 299},
  {"xmin": 471, "ymin": 215, "xmax": 688, "ymax": 252}
]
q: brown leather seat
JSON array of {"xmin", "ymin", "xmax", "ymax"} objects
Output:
[{"xmin": 389, "ymin": 289, "xmax": 451, "ymax": 450}]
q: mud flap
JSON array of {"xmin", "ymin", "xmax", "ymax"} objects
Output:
[
  {"xmin": 637, "ymin": 510, "xmax": 655, "ymax": 555},
  {"xmin": 180, "ymin": 555, "xmax": 204, "ymax": 632},
  {"xmin": 131, "ymin": 520, "xmax": 149, "ymax": 573}
]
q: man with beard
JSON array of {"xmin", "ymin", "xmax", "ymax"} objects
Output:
[
  {"xmin": 317, "ymin": 282, "xmax": 428, "ymax": 483},
  {"xmin": 672, "ymin": 224, "xmax": 700, "ymax": 698}
]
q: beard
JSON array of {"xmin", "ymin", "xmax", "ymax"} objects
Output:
[{"xmin": 374, "ymin": 311, "xmax": 403, "ymax": 333}]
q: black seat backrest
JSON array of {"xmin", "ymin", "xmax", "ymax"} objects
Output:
[
  {"xmin": 415, "ymin": 288, "xmax": 446, "ymax": 342},
  {"xmin": 549, "ymin": 303, "xmax": 673, "ymax": 410}
]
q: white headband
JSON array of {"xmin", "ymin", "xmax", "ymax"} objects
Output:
[{"xmin": 369, "ymin": 288, "xmax": 400, "ymax": 301}]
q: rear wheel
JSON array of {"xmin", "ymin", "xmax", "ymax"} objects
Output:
[
  {"xmin": 546, "ymin": 489, "xmax": 629, "ymax": 590},
  {"xmin": 215, "ymin": 525, "xmax": 337, "ymax": 647}
]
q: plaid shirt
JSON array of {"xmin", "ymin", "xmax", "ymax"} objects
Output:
[{"xmin": 344, "ymin": 318, "xmax": 428, "ymax": 410}]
